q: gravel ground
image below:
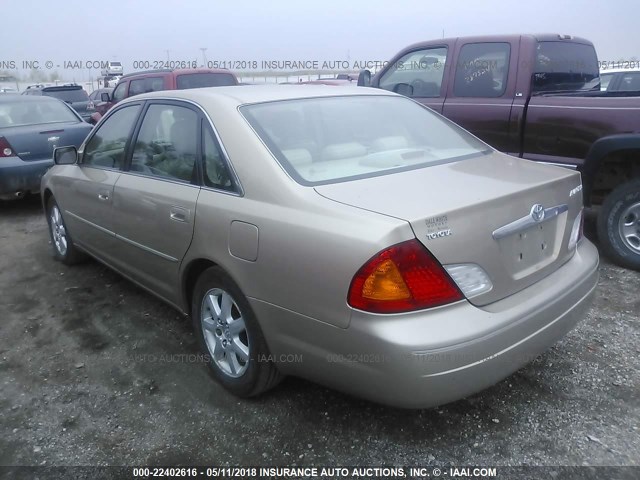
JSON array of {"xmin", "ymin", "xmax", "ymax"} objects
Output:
[{"xmin": 0, "ymin": 196, "xmax": 638, "ymax": 472}]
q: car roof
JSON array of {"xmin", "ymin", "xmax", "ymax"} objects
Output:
[
  {"xmin": 0, "ymin": 94, "xmax": 65, "ymax": 104},
  {"xmin": 120, "ymin": 68, "xmax": 233, "ymax": 80},
  {"xmin": 600, "ymin": 68, "xmax": 640, "ymax": 74},
  {"xmin": 121, "ymin": 85, "xmax": 392, "ymax": 107},
  {"xmin": 399, "ymin": 33, "xmax": 594, "ymax": 52},
  {"xmin": 42, "ymin": 85, "xmax": 83, "ymax": 91}
]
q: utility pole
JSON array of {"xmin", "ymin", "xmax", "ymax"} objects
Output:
[{"xmin": 200, "ymin": 48, "xmax": 208, "ymax": 68}]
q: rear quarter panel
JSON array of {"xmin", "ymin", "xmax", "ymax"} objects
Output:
[{"xmin": 181, "ymin": 98, "xmax": 413, "ymax": 328}]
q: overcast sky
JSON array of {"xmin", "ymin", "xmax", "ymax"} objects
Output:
[{"xmin": 1, "ymin": 0, "xmax": 638, "ymax": 76}]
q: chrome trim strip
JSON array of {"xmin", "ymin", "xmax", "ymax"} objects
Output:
[
  {"xmin": 492, "ymin": 204, "xmax": 568, "ymax": 240},
  {"xmin": 536, "ymin": 161, "xmax": 578, "ymax": 169},
  {"xmin": 67, "ymin": 210, "xmax": 179, "ymax": 262},
  {"xmin": 444, "ymin": 103, "xmax": 524, "ymax": 107},
  {"xmin": 114, "ymin": 234, "xmax": 179, "ymax": 262},
  {"xmin": 529, "ymin": 104, "xmax": 640, "ymax": 110},
  {"xmin": 66, "ymin": 211, "xmax": 114, "ymax": 236}
]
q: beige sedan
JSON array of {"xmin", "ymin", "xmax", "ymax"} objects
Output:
[{"xmin": 42, "ymin": 86, "xmax": 599, "ymax": 408}]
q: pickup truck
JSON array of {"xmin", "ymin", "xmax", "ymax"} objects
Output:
[{"xmin": 358, "ymin": 34, "xmax": 640, "ymax": 270}]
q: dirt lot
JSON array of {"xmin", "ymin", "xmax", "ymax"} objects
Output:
[{"xmin": 0, "ymin": 195, "xmax": 638, "ymax": 470}]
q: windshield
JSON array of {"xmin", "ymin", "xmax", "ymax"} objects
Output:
[
  {"xmin": 176, "ymin": 73, "xmax": 237, "ymax": 89},
  {"xmin": 533, "ymin": 41, "xmax": 600, "ymax": 93},
  {"xmin": 42, "ymin": 88, "xmax": 89, "ymax": 102},
  {"xmin": 0, "ymin": 99, "xmax": 79, "ymax": 127},
  {"xmin": 241, "ymin": 95, "xmax": 490, "ymax": 186}
]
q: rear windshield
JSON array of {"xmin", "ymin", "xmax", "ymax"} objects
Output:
[
  {"xmin": 533, "ymin": 41, "xmax": 600, "ymax": 93},
  {"xmin": 240, "ymin": 95, "xmax": 489, "ymax": 186},
  {"xmin": 176, "ymin": 73, "xmax": 237, "ymax": 89},
  {"xmin": 0, "ymin": 99, "xmax": 79, "ymax": 127},
  {"xmin": 42, "ymin": 88, "xmax": 89, "ymax": 102}
]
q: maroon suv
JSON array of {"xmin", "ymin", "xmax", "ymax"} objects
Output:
[{"xmin": 96, "ymin": 68, "xmax": 238, "ymax": 120}]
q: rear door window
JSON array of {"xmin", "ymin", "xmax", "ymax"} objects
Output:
[
  {"xmin": 615, "ymin": 72, "xmax": 640, "ymax": 91},
  {"xmin": 533, "ymin": 41, "xmax": 599, "ymax": 92},
  {"xmin": 128, "ymin": 79, "xmax": 147, "ymax": 96},
  {"xmin": 176, "ymin": 73, "xmax": 237, "ymax": 89},
  {"xmin": 453, "ymin": 43, "xmax": 510, "ymax": 97},
  {"xmin": 129, "ymin": 77, "xmax": 165, "ymax": 96}
]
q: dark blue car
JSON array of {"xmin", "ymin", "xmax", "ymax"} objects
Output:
[{"xmin": 0, "ymin": 95, "xmax": 93, "ymax": 199}]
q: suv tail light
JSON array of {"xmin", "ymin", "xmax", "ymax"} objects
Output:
[
  {"xmin": 0, "ymin": 137, "xmax": 15, "ymax": 157},
  {"xmin": 348, "ymin": 239, "xmax": 464, "ymax": 313}
]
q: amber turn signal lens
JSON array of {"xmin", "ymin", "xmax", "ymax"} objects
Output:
[
  {"xmin": 348, "ymin": 239, "xmax": 464, "ymax": 313},
  {"xmin": 361, "ymin": 259, "xmax": 411, "ymax": 301}
]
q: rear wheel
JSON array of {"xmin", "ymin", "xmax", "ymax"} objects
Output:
[
  {"xmin": 46, "ymin": 197, "xmax": 85, "ymax": 265},
  {"xmin": 191, "ymin": 267, "xmax": 282, "ymax": 397},
  {"xmin": 597, "ymin": 178, "xmax": 640, "ymax": 270}
]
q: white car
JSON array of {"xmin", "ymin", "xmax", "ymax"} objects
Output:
[{"xmin": 600, "ymin": 68, "xmax": 640, "ymax": 91}]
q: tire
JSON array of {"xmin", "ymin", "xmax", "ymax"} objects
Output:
[
  {"xmin": 46, "ymin": 197, "xmax": 86, "ymax": 265},
  {"xmin": 597, "ymin": 178, "xmax": 640, "ymax": 270},
  {"xmin": 191, "ymin": 267, "xmax": 282, "ymax": 397}
]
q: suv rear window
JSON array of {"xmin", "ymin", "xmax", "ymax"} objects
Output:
[
  {"xmin": 176, "ymin": 73, "xmax": 237, "ymax": 89},
  {"xmin": 42, "ymin": 88, "xmax": 89, "ymax": 102},
  {"xmin": 533, "ymin": 41, "xmax": 599, "ymax": 93}
]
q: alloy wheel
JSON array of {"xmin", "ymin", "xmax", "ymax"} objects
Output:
[{"xmin": 201, "ymin": 288, "xmax": 250, "ymax": 378}]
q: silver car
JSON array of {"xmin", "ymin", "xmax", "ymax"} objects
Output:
[{"xmin": 42, "ymin": 86, "xmax": 599, "ymax": 408}]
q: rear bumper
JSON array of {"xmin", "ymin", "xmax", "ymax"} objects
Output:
[
  {"xmin": 251, "ymin": 239, "xmax": 599, "ymax": 408},
  {"xmin": 0, "ymin": 156, "xmax": 52, "ymax": 197}
]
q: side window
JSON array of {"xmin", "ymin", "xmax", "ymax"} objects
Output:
[
  {"xmin": 147, "ymin": 77, "xmax": 165, "ymax": 92},
  {"xmin": 453, "ymin": 43, "xmax": 510, "ymax": 97},
  {"xmin": 203, "ymin": 127, "xmax": 234, "ymax": 191},
  {"xmin": 83, "ymin": 105, "xmax": 141, "ymax": 169},
  {"xmin": 379, "ymin": 47, "xmax": 447, "ymax": 97},
  {"xmin": 128, "ymin": 79, "xmax": 146, "ymax": 97},
  {"xmin": 130, "ymin": 104, "xmax": 198, "ymax": 183},
  {"xmin": 112, "ymin": 82, "xmax": 127, "ymax": 102},
  {"xmin": 617, "ymin": 72, "xmax": 640, "ymax": 92}
]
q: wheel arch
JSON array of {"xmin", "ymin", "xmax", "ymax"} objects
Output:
[
  {"xmin": 182, "ymin": 257, "xmax": 245, "ymax": 316},
  {"xmin": 42, "ymin": 188, "xmax": 53, "ymax": 212},
  {"xmin": 582, "ymin": 134, "xmax": 640, "ymax": 206}
]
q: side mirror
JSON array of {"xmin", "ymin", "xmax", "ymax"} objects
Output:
[
  {"xmin": 357, "ymin": 69, "xmax": 372, "ymax": 87},
  {"xmin": 101, "ymin": 92, "xmax": 111, "ymax": 102},
  {"xmin": 392, "ymin": 83, "xmax": 414, "ymax": 97},
  {"xmin": 54, "ymin": 146, "xmax": 78, "ymax": 165}
]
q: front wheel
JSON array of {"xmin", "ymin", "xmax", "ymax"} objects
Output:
[
  {"xmin": 46, "ymin": 197, "xmax": 86, "ymax": 265},
  {"xmin": 191, "ymin": 267, "xmax": 282, "ymax": 397},
  {"xmin": 597, "ymin": 178, "xmax": 640, "ymax": 270}
]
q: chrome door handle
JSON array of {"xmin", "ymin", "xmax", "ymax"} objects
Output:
[
  {"xmin": 98, "ymin": 193, "xmax": 109, "ymax": 201},
  {"xmin": 169, "ymin": 206, "xmax": 189, "ymax": 223}
]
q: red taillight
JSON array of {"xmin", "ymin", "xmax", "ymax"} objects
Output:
[
  {"xmin": 0, "ymin": 137, "xmax": 15, "ymax": 157},
  {"xmin": 348, "ymin": 239, "xmax": 464, "ymax": 313}
]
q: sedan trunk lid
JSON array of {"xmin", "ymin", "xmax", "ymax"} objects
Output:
[
  {"xmin": 314, "ymin": 152, "xmax": 584, "ymax": 306},
  {"xmin": 3, "ymin": 122, "xmax": 93, "ymax": 162}
]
